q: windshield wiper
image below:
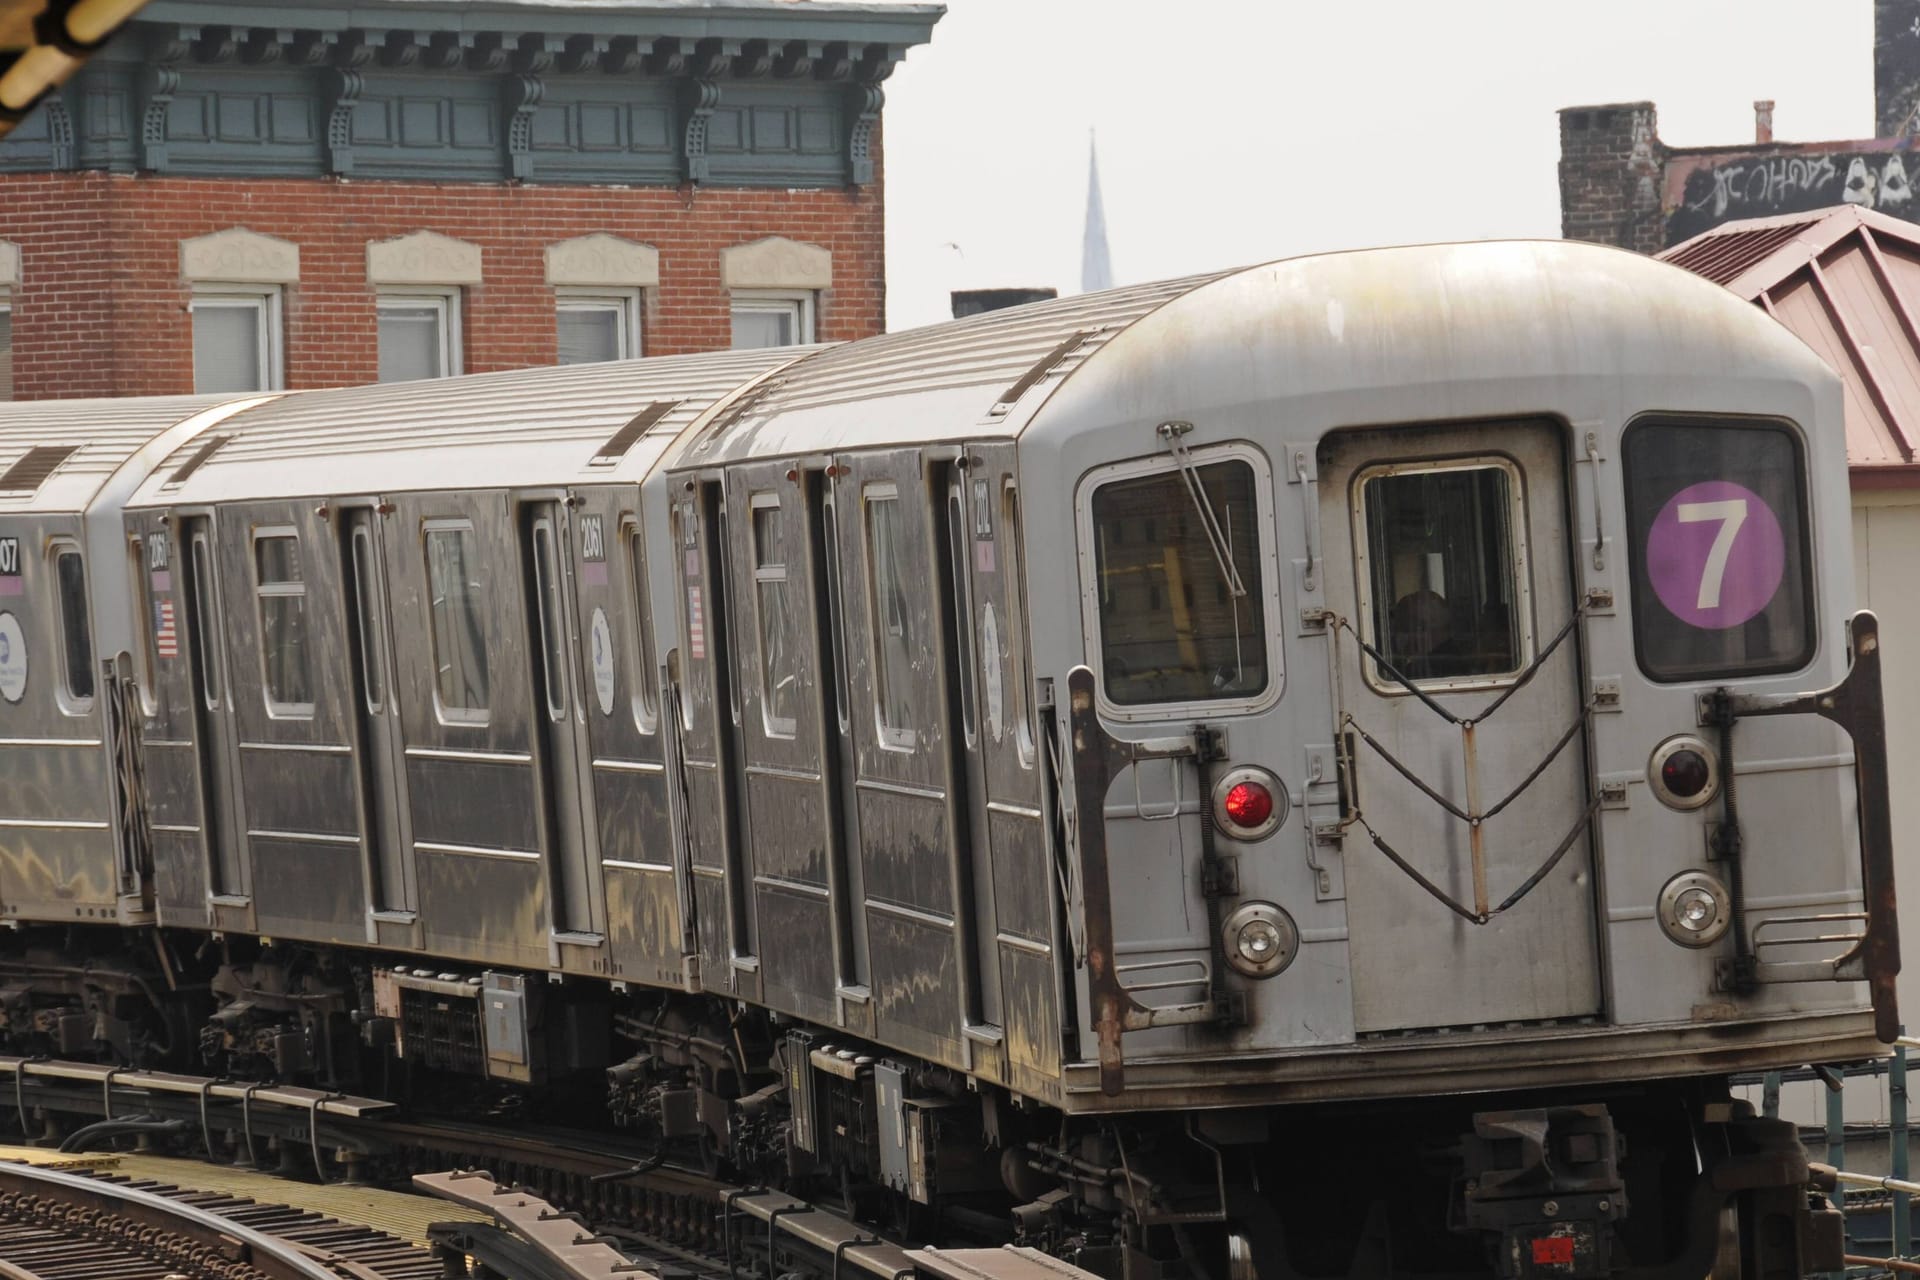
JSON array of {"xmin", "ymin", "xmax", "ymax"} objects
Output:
[{"xmin": 1155, "ymin": 420, "xmax": 1247, "ymax": 599}]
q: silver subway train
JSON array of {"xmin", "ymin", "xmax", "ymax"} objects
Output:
[{"xmin": 0, "ymin": 240, "xmax": 1897, "ymax": 1280}]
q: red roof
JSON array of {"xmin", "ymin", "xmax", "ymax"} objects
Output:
[{"xmin": 1659, "ymin": 205, "xmax": 1920, "ymax": 482}]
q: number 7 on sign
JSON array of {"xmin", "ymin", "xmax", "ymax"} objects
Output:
[{"xmin": 1676, "ymin": 499, "xmax": 1748, "ymax": 610}]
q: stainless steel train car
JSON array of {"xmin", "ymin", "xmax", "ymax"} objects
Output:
[{"xmin": 0, "ymin": 240, "xmax": 1897, "ymax": 1280}]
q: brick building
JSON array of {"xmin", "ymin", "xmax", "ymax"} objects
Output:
[
  {"xmin": 1560, "ymin": 2, "xmax": 1920, "ymax": 254},
  {"xmin": 0, "ymin": 0, "xmax": 940, "ymax": 400}
]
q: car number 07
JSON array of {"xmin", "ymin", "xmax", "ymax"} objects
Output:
[{"xmin": 1675, "ymin": 499, "xmax": 1747, "ymax": 610}]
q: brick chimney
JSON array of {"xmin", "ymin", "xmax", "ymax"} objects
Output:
[
  {"xmin": 1557, "ymin": 102, "xmax": 1667, "ymax": 253},
  {"xmin": 1877, "ymin": 0, "xmax": 1920, "ymax": 136},
  {"xmin": 1754, "ymin": 100, "xmax": 1775, "ymax": 144}
]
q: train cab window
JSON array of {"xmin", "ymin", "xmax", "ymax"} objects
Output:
[
  {"xmin": 252, "ymin": 531, "xmax": 314, "ymax": 716},
  {"xmin": 51, "ymin": 544, "xmax": 93, "ymax": 710},
  {"xmin": 424, "ymin": 522, "xmax": 490, "ymax": 723},
  {"xmin": 1358, "ymin": 460, "xmax": 1529, "ymax": 687},
  {"xmin": 622, "ymin": 521, "xmax": 658, "ymax": 732},
  {"xmin": 1089, "ymin": 457, "xmax": 1268, "ymax": 707},
  {"xmin": 1623, "ymin": 417, "xmax": 1813, "ymax": 681},
  {"xmin": 750, "ymin": 494, "xmax": 797, "ymax": 737},
  {"xmin": 864, "ymin": 486, "xmax": 917, "ymax": 749}
]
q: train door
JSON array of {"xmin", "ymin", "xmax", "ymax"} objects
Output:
[
  {"xmin": 1316, "ymin": 421, "xmax": 1601, "ymax": 1032},
  {"xmin": 179, "ymin": 512, "xmax": 248, "ymax": 908},
  {"xmin": 727, "ymin": 464, "xmax": 837, "ymax": 1025},
  {"xmin": 833, "ymin": 450, "xmax": 989, "ymax": 1073},
  {"xmin": 956, "ymin": 443, "xmax": 1061, "ymax": 1096},
  {"xmin": 814, "ymin": 471, "xmax": 873, "ymax": 1028},
  {"xmin": 668, "ymin": 480, "xmax": 756, "ymax": 999},
  {"xmin": 338, "ymin": 503, "xmax": 416, "ymax": 936},
  {"xmin": 520, "ymin": 497, "xmax": 604, "ymax": 942}
]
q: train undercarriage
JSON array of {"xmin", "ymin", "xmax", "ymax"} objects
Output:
[{"xmin": 0, "ymin": 923, "xmax": 1846, "ymax": 1280}]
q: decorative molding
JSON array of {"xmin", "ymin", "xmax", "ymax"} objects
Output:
[
  {"xmin": 138, "ymin": 62, "xmax": 181, "ymax": 172},
  {"xmin": 423, "ymin": 32, "xmax": 464, "ymax": 70},
  {"xmin": 188, "ymin": 24, "xmax": 237, "ymax": 64},
  {"xmin": 328, "ymin": 29, "xmax": 375, "ymax": 68},
  {"xmin": 42, "ymin": 96, "xmax": 74, "ymax": 171},
  {"xmin": 506, "ymin": 74, "xmax": 544, "ymax": 182},
  {"xmin": 774, "ymin": 41, "xmax": 819, "ymax": 80},
  {"xmin": 720, "ymin": 236, "xmax": 831, "ymax": 291},
  {"xmin": 286, "ymin": 30, "xmax": 329, "ymax": 66},
  {"xmin": 645, "ymin": 36, "xmax": 686, "ymax": 77},
  {"xmin": 367, "ymin": 231, "xmax": 482, "ymax": 287},
  {"xmin": 602, "ymin": 35, "xmax": 646, "ymax": 76},
  {"xmin": 691, "ymin": 37, "xmax": 740, "ymax": 79},
  {"xmin": 545, "ymin": 235, "xmax": 659, "ymax": 288},
  {"xmin": 464, "ymin": 32, "xmax": 507, "ymax": 72},
  {"xmin": 238, "ymin": 27, "xmax": 287, "ymax": 65},
  {"xmin": 680, "ymin": 77, "xmax": 719, "ymax": 184},
  {"xmin": 514, "ymin": 33, "xmax": 564, "ymax": 75},
  {"xmin": 324, "ymin": 68, "xmax": 363, "ymax": 175},
  {"xmin": 181, "ymin": 229, "xmax": 300, "ymax": 284},
  {"xmin": 0, "ymin": 241, "xmax": 20, "ymax": 290},
  {"xmin": 845, "ymin": 83, "xmax": 882, "ymax": 187},
  {"xmin": 377, "ymin": 30, "xmax": 420, "ymax": 69},
  {"xmin": 734, "ymin": 40, "xmax": 773, "ymax": 80},
  {"xmin": 559, "ymin": 35, "xmax": 608, "ymax": 75}
]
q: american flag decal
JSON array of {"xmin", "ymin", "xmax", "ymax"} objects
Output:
[{"xmin": 153, "ymin": 598, "xmax": 178, "ymax": 659}]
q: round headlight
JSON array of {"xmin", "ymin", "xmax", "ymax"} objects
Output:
[
  {"xmin": 1649, "ymin": 735, "xmax": 1720, "ymax": 811},
  {"xmin": 1212, "ymin": 766, "xmax": 1288, "ymax": 841},
  {"xmin": 1222, "ymin": 902, "xmax": 1299, "ymax": 978},
  {"xmin": 1657, "ymin": 870, "xmax": 1732, "ymax": 948}
]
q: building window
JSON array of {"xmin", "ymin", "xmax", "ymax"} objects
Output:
[
  {"xmin": 252, "ymin": 529, "xmax": 314, "ymax": 717},
  {"xmin": 0, "ymin": 292, "xmax": 11, "ymax": 401},
  {"xmin": 378, "ymin": 292, "xmax": 461, "ymax": 383},
  {"xmin": 192, "ymin": 289, "xmax": 283, "ymax": 395},
  {"xmin": 730, "ymin": 292, "xmax": 814, "ymax": 350},
  {"xmin": 423, "ymin": 520, "xmax": 489, "ymax": 723},
  {"xmin": 556, "ymin": 291, "xmax": 640, "ymax": 365}
]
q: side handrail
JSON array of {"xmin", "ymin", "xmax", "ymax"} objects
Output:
[{"xmin": 1716, "ymin": 610, "xmax": 1900, "ymax": 1043}]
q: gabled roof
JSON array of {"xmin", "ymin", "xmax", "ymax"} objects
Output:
[{"xmin": 1660, "ymin": 205, "xmax": 1920, "ymax": 480}]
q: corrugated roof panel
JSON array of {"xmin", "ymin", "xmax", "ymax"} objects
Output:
[
  {"xmin": 141, "ymin": 348, "xmax": 797, "ymax": 502},
  {"xmin": 0, "ymin": 395, "xmax": 229, "ymax": 482},
  {"xmin": 1663, "ymin": 218, "xmax": 1820, "ymax": 286},
  {"xmin": 1765, "ymin": 272, "xmax": 1903, "ymax": 467}
]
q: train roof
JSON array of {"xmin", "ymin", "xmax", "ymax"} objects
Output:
[
  {"xmin": 109, "ymin": 238, "xmax": 1838, "ymax": 507},
  {"xmin": 125, "ymin": 348, "xmax": 799, "ymax": 508},
  {"xmin": 0, "ymin": 393, "xmax": 267, "ymax": 515}
]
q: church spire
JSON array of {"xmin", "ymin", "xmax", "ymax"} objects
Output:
[{"xmin": 1081, "ymin": 130, "xmax": 1113, "ymax": 293}]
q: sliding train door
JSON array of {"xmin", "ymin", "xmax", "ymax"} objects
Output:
[
  {"xmin": 178, "ymin": 512, "xmax": 249, "ymax": 922},
  {"xmin": 1316, "ymin": 420, "xmax": 1600, "ymax": 1032}
]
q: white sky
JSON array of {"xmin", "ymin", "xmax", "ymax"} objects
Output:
[{"xmin": 881, "ymin": 0, "xmax": 1876, "ymax": 331}]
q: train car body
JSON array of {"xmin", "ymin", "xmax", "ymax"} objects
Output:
[{"xmin": 0, "ymin": 241, "xmax": 1895, "ymax": 1280}]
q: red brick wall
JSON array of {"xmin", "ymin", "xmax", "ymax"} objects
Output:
[{"xmin": 0, "ymin": 136, "xmax": 885, "ymax": 399}]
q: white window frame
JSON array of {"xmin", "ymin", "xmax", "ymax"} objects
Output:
[
  {"xmin": 0, "ymin": 288, "xmax": 12, "ymax": 402},
  {"xmin": 377, "ymin": 289, "xmax": 462, "ymax": 382},
  {"xmin": 555, "ymin": 288, "xmax": 642, "ymax": 364},
  {"xmin": 190, "ymin": 286, "xmax": 284, "ymax": 394},
  {"xmin": 1073, "ymin": 442, "xmax": 1286, "ymax": 723},
  {"xmin": 730, "ymin": 290, "xmax": 815, "ymax": 349}
]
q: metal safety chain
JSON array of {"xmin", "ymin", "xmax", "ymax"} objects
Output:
[{"xmin": 1319, "ymin": 602, "xmax": 1597, "ymax": 925}]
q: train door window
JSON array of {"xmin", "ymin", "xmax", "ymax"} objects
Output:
[
  {"xmin": 1623, "ymin": 417, "xmax": 1814, "ymax": 681},
  {"xmin": 530, "ymin": 516, "xmax": 568, "ymax": 720},
  {"xmin": 1002, "ymin": 482, "xmax": 1036, "ymax": 768},
  {"xmin": 1357, "ymin": 459, "xmax": 1531, "ymax": 689},
  {"xmin": 622, "ymin": 519, "xmax": 658, "ymax": 733},
  {"xmin": 252, "ymin": 530, "xmax": 314, "ymax": 716},
  {"xmin": 1087, "ymin": 453, "xmax": 1269, "ymax": 708},
  {"xmin": 943, "ymin": 482, "xmax": 979, "ymax": 748},
  {"xmin": 127, "ymin": 535, "xmax": 159, "ymax": 714},
  {"xmin": 349, "ymin": 526, "xmax": 386, "ymax": 713},
  {"xmin": 821, "ymin": 486, "xmax": 852, "ymax": 733},
  {"xmin": 188, "ymin": 530, "xmax": 222, "ymax": 711},
  {"xmin": 864, "ymin": 484, "xmax": 916, "ymax": 750},
  {"xmin": 423, "ymin": 521, "xmax": 490, "ymax": 724},
  {"xmin": 750, "ymin": 493, "xmax": 797, "ymax": 737},
  {"xmin": 671, "ymin": 500, "xmax": 697, "ymax": 732},
  {"xmin": 50, "ymin": 542, "xmax": 93, "ymax": 711}
]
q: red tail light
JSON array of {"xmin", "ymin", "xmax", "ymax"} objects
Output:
[{"xmin": 1223, "ymin": 781, "xmax": 1274, "ymax": 829}]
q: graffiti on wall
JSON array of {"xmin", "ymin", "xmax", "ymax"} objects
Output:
[{"xmin": 1665, "ymin": 148, "xmax": 1918, "ymax": 245}]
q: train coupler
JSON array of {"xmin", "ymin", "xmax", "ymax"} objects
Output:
[{"xmin": 1451, "ymin": 1105, "xmax": 1627, "ymax": 1279}]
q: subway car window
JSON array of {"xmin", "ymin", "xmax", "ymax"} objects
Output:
[
  {"xmin": 623, "ymin": 522, "xmax": 657, "ymax": 731},
  {"xmin": 253, "ymin": 532, "xmax": 313, "ymax": 714},
  {"xmin": 1002, "ymin": 482, "xmax": 1036, "ymax": 766},
  {"xmin": 1360, "ymin": 461, "xmax": 1526, "ymax": 684},
  {"xmin": 1090, "ymin": 459, "xmax": 1267, "ymax": 706},
  {"xmin": 188, "ymin": 533, "xmax": 222, "ymax": 711},
  {"xmin": 53, "ymin": 546, "xmax": 93, "ymax": 706},
  {"xmin": 1624, "ymin": 417, "xmax": 1814, "ymax": 681},
  {"xmin": 530, "ymin": 520, "xmax": 567, "ymax": 719},
  {"xmin": 349, "ymin": 528, "xmax": 385, "ymax": 713},
  {"xmin": 751, "ymin": 495, "xmax": 796, "ymax": 735},
  {"xmin": 424, "ymin": 523, "xmax": 490, "ymax": 721},
  {"xmin": 864, "ymin": 486, "xmax": 916, "ymax": 748},
  {"xmin": 126, "ymin": 536, "xmax": 159, "ymax": 712}
]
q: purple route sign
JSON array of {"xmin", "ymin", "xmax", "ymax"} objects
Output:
[{"xmin": 1646, "ymin": 480, "xmax": 1787, "ymax": 630}]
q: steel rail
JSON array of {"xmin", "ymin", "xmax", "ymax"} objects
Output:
[{"xmin": 0, "ymin": 1159, "xmax": 376, "ymax": 1280}]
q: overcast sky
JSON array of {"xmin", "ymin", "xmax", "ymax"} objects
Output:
[{"xmin": 880, "ymin": 0, "xmax": 1877, "ymax": 331}]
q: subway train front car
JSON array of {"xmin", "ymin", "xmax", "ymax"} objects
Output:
[{"xmin": 0, "ymin": 240, "xmax": 1895, "ymax": 1280}]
